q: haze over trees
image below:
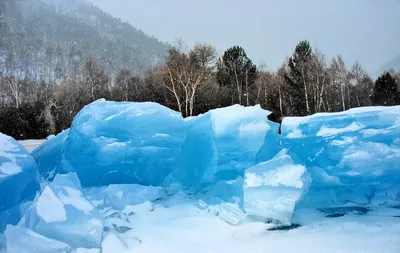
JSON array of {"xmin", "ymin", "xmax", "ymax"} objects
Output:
[{"xmin": 0, "ymin": 0, "xmax": 399, "ymax": 139}]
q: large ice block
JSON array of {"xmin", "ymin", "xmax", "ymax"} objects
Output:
[
  {"xmin": 168, "ymin": 104, "xmax": 272, "ymax": 190},
  {"xmin": 38, "ymin": 101, "xmax": 273, "ymax": 191},
  {"xmin": 31, "ymin": 129, "xmax": 70, "ymax": 180},
  {"xmin": 30, "ymin": 101, "xmax": 400, "ymax": 215},
  {"xmin": 0, "ymin": 133, "xmax": 40, "ymax": 232},
  {"xmin": 104, "ymin": 184, "xmax": 164, "ymax": 210},
  {"xmin": 5, "ymin": 225, "xmax": 72, "ymax": 253},
  {"xmin": 243, "ymin": 150, "xmax": 311, "ymax": 225},
  {"xmin": 281, "ymin": 106, "xmax": 400, "ymax": 208},
  {"xmin": 218, "ymin": 202, "xmax": 247, "ymax": 225},
  {"xmin": 63, "ymin": 100, "xmax": 187, "ymax": 186},
  {"xmin": 168, "ymin": 113, "xmax": 217, "ymax": 190},
  {"xmin": 255, "ymin": 121, "xmax": 281, "ymax": 163},
  {"xmin": 18, "ymin": 173, "xmax": 103, "ymax": 249},
  {"xmin": 204, "ymin": 177, "xmax": 244, "ymax": 207},
  {"xmin": 205, "ymin": 104, "xmax": 271, "ymax": 181},
  {"xmin": 281, "ymin": 106, "xmax": 400, "ymax": 166}
]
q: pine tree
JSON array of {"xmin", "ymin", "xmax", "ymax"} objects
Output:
[
  {"xmin": 216, "ymin": 46, "xmax": 257, "ymax": 106},
  {"xmin": 371, "ymin": 72, "xmax": 399, "ymax": 106},
  {"xmin": 284, "ymin": 40, "xmax": 313, "ymax": 116}
]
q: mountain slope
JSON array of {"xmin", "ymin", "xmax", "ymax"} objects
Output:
[
  {"xmin": 381, "ymin": 55, "xmax": 400, "ymax": 70},
  {"xmin": 374, "ymin": 55, "xmax": 400, "ymax": 78},
  {"xmin": 0, "ymin": 0, "xmax": 168, "ymax": 78}
]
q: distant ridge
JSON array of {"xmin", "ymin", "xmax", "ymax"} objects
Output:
[
  {"xmin": 374, "ymin": 55, "xmax": 400, "ymax": 78},
  {"xmin": 0, "ymin": 0, "xmax": 169, "ymax": 78}
]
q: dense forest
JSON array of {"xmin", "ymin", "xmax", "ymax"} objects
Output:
[
  {"xmin": 0, "ymin": 1, "xmax": 399, "ymax": 140},
  {"xmin": 0, "ymin": 0, "xmax": 168, "ymax": 78}
]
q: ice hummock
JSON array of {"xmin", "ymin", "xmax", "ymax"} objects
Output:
[
  {"xmin": 202, "ymin": 104, "xmax": 271, "ymax": 181},
  {"xmin": 25, "ymin": 101, "xmax": 400, "ymax": 228},
  {"xmin": 31, "ymin": 129, "xmax": 70, "ymax": 180},
  {"xmin": 31, "ymin": 101, "xmax": 273, "ymax": 191},
  {"xmin": 168, "ymin": 104, "xmax": 272, "ymax": 189},
  {"xmin": 14, "ymin": 101, "xmax": 400, "ymax": 253},
  {"xmin": 0, "ymin": 133, "xmax": 40, "ymax": 232},
  {"xmin": 30, "ymin": 102, "xmax": 400, "ymax": 213},
  {"xmin": 63, "ymin": 101, "xmax": 187, "ymax": 187},
  {"xmin": 17, "ymin": 173, "xmax": 103, "ymax": 249},
  {"xmin": 5, "ymin": 225, "xmax": 72, "ymax": 253},
  {"xmin": 103, "ymin": 184, "xmax": 164, "ymax": 210},
  {"xmin": 244, "ymin": 149, "xmax": 311, "ymax": 225},
  {"xmin": 279, "ymin": 106, "xmax": 400, "ymax": 209}
]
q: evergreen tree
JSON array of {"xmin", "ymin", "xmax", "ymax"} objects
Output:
[
  {"xmin": 216, "ymin": 46, "xmax": 257, "ymax": 106},
  {"xmin": 371, "ymin": 72, "xmax": 399, "ymax": 106},
  {"xmin": 284, "ymin": 40, "xmax": 313, "ymax": 116}
]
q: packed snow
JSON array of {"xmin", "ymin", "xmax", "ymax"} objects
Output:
[{"xmin": 1, "ymin": 100, "xmax": 400, "ymax": 253}]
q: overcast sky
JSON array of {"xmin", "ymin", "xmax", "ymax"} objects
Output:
[{"xmin": 89, "ymin": 0, "xmax": 400, "ymax": 74}]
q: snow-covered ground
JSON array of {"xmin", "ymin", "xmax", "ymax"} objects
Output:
[
  {"xmin": 18, "ymin": 139, "xmax": 46, "ymax": 153},
  {"xmin": 101, "ymin": 193, "xmax": 400, "ymax": 253}
]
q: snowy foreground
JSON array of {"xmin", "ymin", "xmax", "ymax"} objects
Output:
[
  {"xmin": 3, "ymin": 187, "xmax": 400, "ymax": 253},
  {"xmin": 99, "ymin": 201, "xmax": 400, "ymax": 253},
  {"xmin": 1, "ymin": 100, "xmax": 400, "ymax": 253},
  {"xmin": 3, "ymin": 176, "xmax": 400, "ymax": 253}
]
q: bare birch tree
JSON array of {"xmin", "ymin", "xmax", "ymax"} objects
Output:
[{"xmin": 163, "ymin": 42, "xmax": 216, "ymax": 117}]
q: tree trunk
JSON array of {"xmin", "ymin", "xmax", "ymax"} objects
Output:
[
  {"xmin": 315, "ymin": 77, "xmax": 319, "ymax": 113},
  {"xmin": 326, "ymin": 83, "xmax": 332, "ymax": 112},
  {"xmin": 245, "ymin": 69, "xmax": 249, "ymax": 106},
  {"xmin": 256, "ymin": 82, "xmax": 261, "ymax": 104},
  {"xmin": 347, "ymin": 85, "xmax": 351, "ymax": 109},
  {"xmin": 340, "ymin": 83, "xmax": 345, "ymax": 111},
  {"xmin": 318, "ymin": 82, "xmax": 325, "ymax": 112},
  {"xmin": 234, "ymin": 67, "xmax": 241, "ymax": 105},
  {"xmin": 264, "ymin": 81, "xmax": 268, "ymax": 108},
  {"xmin": 6, "ymin": 76, "xmax": 21, "ymax": 109},
  {"xmin": 165, "ymin": 65, "xmax": 182, "ymax": 114},
  {"xmin": 184, "ymin": 86, "xmax": 189, "ymax": 117},
  {"xmin": 301, "ymin": 68, "xmax": 310, "ymax": 115},
  {"xmin": 125, "ymin": 81, "xmax": 128, "ymax": 101},
  {"xmin": 91, "ymin": 82, "xmax": 95, "ymax": 101},
  {"xmin": 288, "ymin": 95, "xmax": 294, "ymax": 116},
  {"xmin": 278, "ymin": 81, "xmax": 283, "ymax": 115},
  {"xmin": 189, "ymin": 86, "xmax": 197, "ymax": 116}
]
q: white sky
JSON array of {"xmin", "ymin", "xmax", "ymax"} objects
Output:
[{"xmin": 89, "ymin": 0, "xmax": 400, "ymax": 74}]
